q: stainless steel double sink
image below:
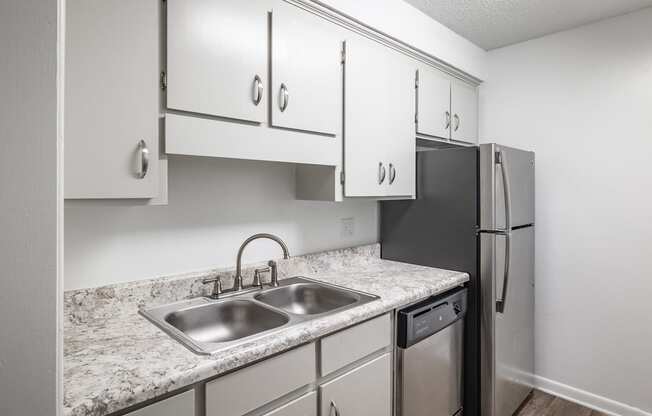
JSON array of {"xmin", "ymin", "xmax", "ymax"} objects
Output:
[{"xmin": 140, "ymin": 276, "xmax": 378, "ymax": 355}]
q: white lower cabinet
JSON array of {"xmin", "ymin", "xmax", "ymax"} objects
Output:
[
  {"xmin": 262, "ymin": 392, "xmax": 317, "ymax": 416},
  {"xmin": 205, "ymin": 343, "xmax": 315, "ymax": 416},
  {"xmin": 319, "ymin": 353, "xmax": 392, "ymax": 416},
  {"xmin": 320, "ymin": 314, "xmax": 391, "ymax": 376},
  {"xmin": 125, "ymin": 390, "xmax": 194, "ymax": 416},
  {"xmin": 125, "ymin": 318, "xmax": 391, "ymax": 416}
]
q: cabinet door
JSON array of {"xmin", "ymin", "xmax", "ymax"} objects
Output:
[
  {"xmin": 451, "ymin": 80, "xmax": 479, "ymax": 144},
  {"xmin": 344, "ymin": 37, "xmax": 415, "ymax": 197},
  {"xmin": 320, "ymin": 353, "xmax": 391, "ymax": 416},
  {"xmin": 271, "ymin": 2, "xmax": 341, "ymax": 135},
  {"xmin": 262, "ymin": 392, "xmax": 317, "ymax": 416},
  {"xmin": 416, "ymin": 66, "xmax": 451, "ymax": 140},
  {"xmin": 65, "ymin": 0, "xmax": 159, "ymax": 198},
  {"xmin": 167, "ymin": 0, "xmax": 267, "ymax": 123},
  {"xmin": 384, "ymin": 94, "xmax": 416, "ymax": 198},
  {"xmin": 126, "ymin": 390, "xmax": 194, "ymax": 416}
]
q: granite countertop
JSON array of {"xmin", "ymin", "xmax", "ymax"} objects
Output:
[{"xmin": 64, "ymin": 244, "xmax": 469, "ymax": 416}]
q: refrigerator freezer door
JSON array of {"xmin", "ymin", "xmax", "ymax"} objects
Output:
[
  {"xmin": 481, "ymin": 226, "xmax": 535, "ymax": 416},
  {"xmin": 480, "ymin": 144, "xmax": 535, "ymax": 230}
]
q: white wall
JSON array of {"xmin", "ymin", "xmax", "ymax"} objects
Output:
[
  {"xmin": 65, "ymin": 157, "xmax": 378, "ymax": 290},
  {"xmin": 319, "ymin": 0, "xmax": 487, "ymax": 80},
  {"xmin": 0, "ymin": 1, "xmax": 62, "ymax": 415},
  {"xmin": 480, "ymin": 9, "xmax": 652, "ymax": 415}
]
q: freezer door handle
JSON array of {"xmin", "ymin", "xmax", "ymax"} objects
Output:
[
  {"xmin": 495, "ymin": 149, "xmax": 513, "ymax": 313},
  {"xmin": 496, "ymin": 149, "xmax": 513, "ymax": 231}
]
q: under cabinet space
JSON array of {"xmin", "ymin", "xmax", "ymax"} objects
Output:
[
  {"xmin": 320, "ymin": 353, "xmax": 392, "ymax": 416},
  {"xmin": 416, "ymin": 66, "xmax": 452, "ymax": 140},
  {"xmin": 343, "ymin": 36, "xmax": 416, "ymax": 198},
  {"xmin": 167, "ymin": 0, "xmax": 268, "ymax": 123},
  {"xmin": 124, "ymin": 389, "xmax": 194, "ymax": 416},
  {"xmin": 65, "ymin": 0, "xmax": 160, "ymax": 199},
  {"xmin": 451, "ymin": 80, "xmax": 479, "ymax": 144},
  {"xmin": 271, "ymin": 2, "xmax": 342, "ymax": 135}
]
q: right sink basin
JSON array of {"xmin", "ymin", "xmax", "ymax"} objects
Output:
[{"xmin": 255, "ymin": 281, "xmax": 369, "ymax": 315}]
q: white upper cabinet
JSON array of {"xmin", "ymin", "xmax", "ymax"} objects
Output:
[
  {"xmin": 451, "ymin": 80, "xmax": 479, "ymax": 144},
  {"xmin": 416, "ymin": 66, "xmax": 452, "ymax": 140},
  {"xmin": 271, "ymin": 2, "xmax": 341, "ymax": 135},
  {"xmin": 167, "ymin": 0, "xmax": 268, "ymax": 123},
  {"xmin": 416, "ymin": 65, "xmax": 479, "ymax": 145},
  {"xmin": 344, "ymin": 36, "xmax": 416, "ymax": 198},
  {"xmin": 65, "ymin": 0, "xmax": 160, "ymax": 199}
]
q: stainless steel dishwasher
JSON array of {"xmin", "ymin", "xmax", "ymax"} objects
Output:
[{"xmin": 396, "ymin": 287, "xmax": 467, "ymax": 416}]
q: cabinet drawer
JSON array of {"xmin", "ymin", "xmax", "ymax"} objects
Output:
[
  {"xmin": 262, "ymin": 391, "xmax": 317, "ymax": 416},
  {"xmin": 206, "ymin": 343, "xmax": 316, "ymax": 416},
  {"xmin": 126, "ymin": 389, "xmax": 194, "ymax": 416},
  {"xmin": 320, "ymin": 353, "xmax": 391, "ymax": 416},
  {"xmin": 320, "ymin": 314, "xmax": 391, "ymax": 375}
]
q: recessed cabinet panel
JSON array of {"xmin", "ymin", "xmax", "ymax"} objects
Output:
[
  {"xmin": 344, "ymin": 36, "xmax": 416, "ymax": 198},
  {"xmin": 167, "ymin": 0, "xmax": 268, "ymax": 123},
  {"xmin": 451, "ymin": 80, "xmax": 479, "ymax": 144},
  {"xmin": 417, "ymin": 67, "xmax": 451, "ymax": 140},
  {"xmin": 271, "ymin": 2, "xmax": 341, "ymax": 135},
  {"xmin": 65, "ymin": 0, "xmax": 159, "ymax": 198},
  {"xmin": 320, "ymin": 353, "xmax": 392, "ymax": 416}
]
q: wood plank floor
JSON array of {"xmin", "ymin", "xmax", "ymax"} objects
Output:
[{"xmin": 515, "ymin": 390, "xmax": 608, "ymax": 416}]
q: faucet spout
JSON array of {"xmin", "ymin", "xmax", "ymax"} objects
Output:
[{"xmin": 234, "ymin": 233, "xmax": 290, "ymax": 291}]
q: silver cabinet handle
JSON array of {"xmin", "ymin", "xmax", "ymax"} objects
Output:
[
  {"xmin": 454, "ymin": 113, "xmax": 460, "ymax": 131},
  {"xmin": 329, "ymin": 401, "xmax": 340, "ymax": 416},
  {"xmin": 137, "ymin": 139, "xmax": 149, "ymax": 179},
  {"xmin": 252, "ymin": 75, "xmax": 263, "ymax": 105},
  {"xmin": 445, "ymin": 111, "xmax": 451, "ymax": 129},
  {"xmin": 495, "ymin": 149, "xmax": 513, "ymax": 313},
  {"xmin": 279, "ymin": 83, "xmax": 289, "ymax": 112},
  {"xmin": 388, "ymin": 163, "xmax": 396, "ymax": 184},
  {"xmin": 378, "ymin": 162, "xmax": 386, "ymax": 185}
]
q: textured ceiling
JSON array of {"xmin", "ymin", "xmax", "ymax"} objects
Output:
[{"xmin": 403, "ymin": 0, "xmax": 652, "ymax": 50}]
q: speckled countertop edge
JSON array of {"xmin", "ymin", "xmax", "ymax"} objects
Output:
[{"xmin": 64, "ymin": 244, "xmax": 469, "ymax": 416}]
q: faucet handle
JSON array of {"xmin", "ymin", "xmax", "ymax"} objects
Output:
[
  {"xmin": 253, "ymin": 267, "xmax": 271, "ymax": 288},
  {"xmin": 202, "ymin": 276, "xmax": 223, "ymax": 299}
]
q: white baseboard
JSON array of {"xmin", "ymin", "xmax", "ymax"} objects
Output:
[{"xmin": 534, "ymin": 376, "xmax": 651, "ymax": 416}]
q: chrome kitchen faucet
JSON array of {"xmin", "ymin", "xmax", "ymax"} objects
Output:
[{"xmin": 233, "ymin": 233, "xmax": 290, "ymax": 291}]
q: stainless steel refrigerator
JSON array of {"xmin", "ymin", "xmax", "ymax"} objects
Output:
[{"xmin": 381, "ymin": 143, "xmax": 535, "ymax": 416}]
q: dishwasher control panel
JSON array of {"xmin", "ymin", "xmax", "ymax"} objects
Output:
[{"xmin": 397, "ymin": 287, "xmax": 467, "ymax": 348}]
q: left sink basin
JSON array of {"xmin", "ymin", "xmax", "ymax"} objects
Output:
[
  {"xmin": 141, "ymin": 298, "xmax": 291, "ymax": 355},
  {"xmin": 165, "ymin": 300, "xmax": 289, "ymax": 344}
]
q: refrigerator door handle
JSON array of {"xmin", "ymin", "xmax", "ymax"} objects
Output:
[
  {"xmin": 496, "ymin": 149, "xmax": 513, "ymax": 313},
  {"xmin": 495, "ymin": 231, "xmax": 511, "ymax": 313}
]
